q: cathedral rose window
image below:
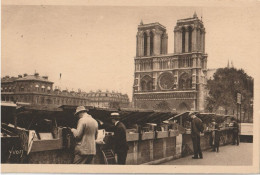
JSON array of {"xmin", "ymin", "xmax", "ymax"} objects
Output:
[{"xmin": 159, "ymin": 72, "xmax": 174, "ymax": 90}]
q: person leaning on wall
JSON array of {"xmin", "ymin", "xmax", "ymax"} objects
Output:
[
  {"xmin": 189, "ymin": 112, "xmax": 204, "ymax": 159},
  {"xmin": 70, "ymin": 106, "xmax": 98, "ymax": 164}
]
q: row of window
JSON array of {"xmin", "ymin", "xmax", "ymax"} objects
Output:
[
  {"xmin": 135, "ymin": 58, "xmax": 197, "ymax": 71},
  {"xmin": 89, "ymin": 102, "xmax": 129, "ymax": 108},
  {"xmin": 87, "ymin": 93, "xmax": 128, "ymax": 98},
  {"xmin": 1, "ymin": 95, "xmax": 89, "ymax": 106},
  {"xmin": 178, "ymin": 58, "xmax": 193, "ymax": 68},
  {"xmin": 139, "ymin": 82, "xmax": 192, "ymax": 91},
  {"xmin": 1, "ymin": 85, "xmax": 51, "ymax": 92},
  {"xmin": 90, "ymin": 97, "xmax": 129, "ymax": 102},
  {"xmin": 1, "ymin": 95, "xmax": 130, "ymax": 107},
  {"xmin": 1, "ymin": 87, "xmax": 15, "ymax": 92}
]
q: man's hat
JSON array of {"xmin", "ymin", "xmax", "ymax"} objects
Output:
[
  {"xmin": 74, "ymin": 106, "xmax": 88, "ymax": 116},
  {"xmin": 110, "ymin": 112, "xmax": 120, "ymax": 120}
]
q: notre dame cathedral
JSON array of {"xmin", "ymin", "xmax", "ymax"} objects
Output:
[{"xmin": 132, "ymin": 13, "xmax": 208, "ymax": 113}]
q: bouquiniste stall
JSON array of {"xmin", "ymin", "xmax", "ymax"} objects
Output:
[{"xmin": 1, "ymin": 103, "xmax": 236, "ymax": 164}]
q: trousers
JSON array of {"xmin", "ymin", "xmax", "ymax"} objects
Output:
[
  {"xmin": 73, "ymin": 154, "xmax": 94, "ymax": 164},
  {"xmin": 191, "ymin": 135, "xmax": 203, "ymax": 158},
  {"xmin": 116, "ymin": 151, "xmax": 128, "ymax": 165},
  {"xmin": 233, "ymin": 131, "xmax": 239, "ymax": 145}
]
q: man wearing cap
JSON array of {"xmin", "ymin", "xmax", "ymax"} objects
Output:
[
  {"xmin": 189, "ymin": 112, "xmax": 204, "ymax": 159},
  {"xmin": 111, "ymin": 112, "xmax": 129, "ymax": 165},
  {"xmin": 71, "ymin": 106, "xmax": 98, "ymax": 164}
]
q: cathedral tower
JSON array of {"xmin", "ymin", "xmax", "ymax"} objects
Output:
[
  {"xmin": 174, "ymin": 12, "xmax": 206, "ymax": 54},
  {"xmin": 136, "ymin": 21, "xmax": 168, "ymax": 57},
  {"xmin": 133, "ymin": 13, "xmax": 207, "ymax": 112}
]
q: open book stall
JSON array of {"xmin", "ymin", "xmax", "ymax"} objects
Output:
[{"xmin": 1, "ymin": 103, "xmax": 236, "ymax": 164}]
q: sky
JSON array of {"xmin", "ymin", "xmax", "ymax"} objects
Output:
[{"xmin": 2, "ymin": 1, "xmax": 260, "ymax": 100}]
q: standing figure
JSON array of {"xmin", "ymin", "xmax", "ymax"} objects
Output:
[
  {"xmin": 231, "ymin": 117, "xmax": 239, "ymax": 145},
  {"xmin": 111, "ymin": 112, "xmax": 129, "ymax": 165},
  {"xmin": 71, "ymin": 106, "xmax": 98, "ymax": 164},
  {"xmin": 211, "ymin": 119, "xmax": 220, "ymax": 152},
  {"xmin": 189, "ymin": 112, "xmax": 204, "ymax": 159}
]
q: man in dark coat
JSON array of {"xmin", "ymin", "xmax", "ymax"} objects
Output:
[
  {"xmin": 189, "ymin": 112, "xmax": 204, "ymax": 159},
  {"xmin": 231, "ymin": 117, "xmax": 239, "ymax": 145},
  {"xmin": 111, "ymin": 112, "xmax": 129, "ymax": 165}
]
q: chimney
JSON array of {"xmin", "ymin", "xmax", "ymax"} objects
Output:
[
  {"xmin": 34, "ymin": 72, "xmax": 39, "ymax": 76},
  {"xmin": 23, "ymin": 73, "xmax": 28, "ymax": 77},
  {"xmin": 43, "ymin": 76, "xmax": 48, "ymax": 80},
  {"xmin": 18, "ymin": 75, "xmax": 23, "ymax": 78},
  {"xmin": 6, "ymin": 75, "xmax": 10, "ymax": 78}
]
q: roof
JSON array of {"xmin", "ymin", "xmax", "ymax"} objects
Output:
[
  {"xmin": 165, "ymin": 111, "xmax": 232, "ymax": 124},
  {"xmin": 17, "ymin": 75, "xmax": 52, "ymax": 82},
  {"xmin": 177, "ymin": 14, "xmax": 203, "ymax": 25},
  {"xmin": 1, "ymin": 102, "xmax": 17, "ymax": 107},
  {"xmin": 138, "ymin": 22, "xmax": 166, "ymax": 31},
  {"xmin": 86, "ymin": 91, "xmax": 129, "ymax": 98},
  {"xmin": 1, "ymin": 74, "xmax": 53, "ymax": 83},
  {"xmin": 59, "ymin": 105, "xmax": 178, "ymax": 126},
  {"xmin": 15, "ymin": 75, "xmax": 53, "ymax": 83},
  {"xmin": 1, "ymin": 77, "xmax": 18, "ymax": 83}
]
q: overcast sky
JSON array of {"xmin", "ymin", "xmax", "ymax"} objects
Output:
[{"xmin": 2, "ymin": 1, "xmax": 260, "ymax": 100}]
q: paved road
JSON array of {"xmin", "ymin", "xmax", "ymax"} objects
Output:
[{"xmin": 161, "ymin": 143, "xmax": 253, "ymax": 165}]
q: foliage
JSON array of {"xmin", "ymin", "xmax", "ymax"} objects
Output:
[{"xmin": 206, "ymin": 67, "xmax": 253, "ymax": 115}]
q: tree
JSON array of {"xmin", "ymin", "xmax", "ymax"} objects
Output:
[{"xmin": 206, "ymin": 67, "xmax": 253, "ymax": 118}]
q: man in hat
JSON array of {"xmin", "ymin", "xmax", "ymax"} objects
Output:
[
  {"xmin": 189, "ymin": 112, "xmax": 204, "ymax": 159},
  {"xmin": 71, "ymin": 106, "xmax": 98, "ymax": 164},
  {"xmin": 111, "ymin": 112, "xmax": 129, "ymax": 165},
  {"xmin": 231, "ymin": 117, "xmax": 239, "ymax": 145}
]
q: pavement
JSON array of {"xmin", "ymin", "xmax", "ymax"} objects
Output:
[{"xmin": 160, "ymin": 143, "xmax": 253, "ymax": 166}]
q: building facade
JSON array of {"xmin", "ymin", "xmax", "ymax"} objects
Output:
[
  {"xmin": 87, "ymin": 90, "xmax": 130, "ymax": 108},
  {"xmin": 133, "ymin": 13, "xmax": 208, "ymax": 112},
  {"xmin": 1, "ymin": 73, "xmax": 130, "ymax": 108}
]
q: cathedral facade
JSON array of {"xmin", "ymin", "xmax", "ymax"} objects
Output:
[{"xmin": 132, "ymin": 13, "xmax": 208, "ymax": 112}]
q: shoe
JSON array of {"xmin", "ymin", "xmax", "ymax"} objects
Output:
[{"xmin": 192, "ymin": 156, "xmax": 199, "ymax": 159}]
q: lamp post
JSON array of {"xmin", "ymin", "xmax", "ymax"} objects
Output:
[{"xmin": 237, "ymin": 92, "xmax": 242, "ymax": 134}]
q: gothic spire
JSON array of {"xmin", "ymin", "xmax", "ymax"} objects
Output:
[
  {"xmin": 231, "ymin": 60, "xmax": 234, "ymax": 68},
  {"xmin": 193, "ymin": 11, "xmax": 198, "ymax": 18}
]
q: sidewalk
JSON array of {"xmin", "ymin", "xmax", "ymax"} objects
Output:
[{"xmin": 160, "ymin": 143, "xmax": 253, "ymax": 165}]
